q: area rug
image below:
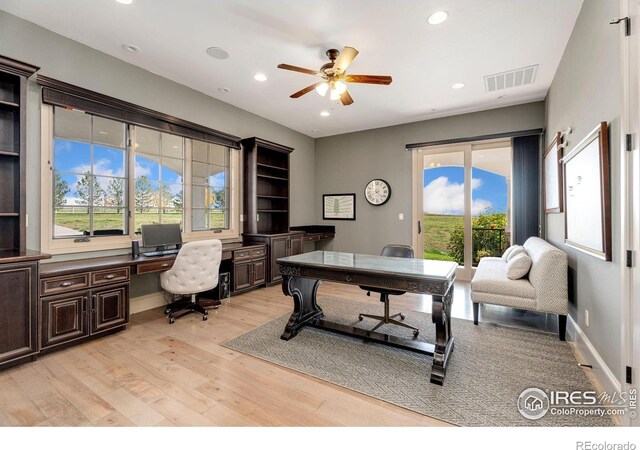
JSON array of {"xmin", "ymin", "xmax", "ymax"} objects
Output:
[{"xmin": 223, "ymin": 296, "xmax": 614, "ymax": 426}]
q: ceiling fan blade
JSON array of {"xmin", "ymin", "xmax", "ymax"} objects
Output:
[
  {"xmin": 340, "ymin": 90, "xmax": 354, "ymax": 106},
  {"xmin": 290, "ymin": 82, "xmax": 324, "ymax": 98},
  {"xmin": 277, "ymin": 64, "xmax": 318, "ymax": 75},
  {"xmin": 333, "ymin": 47, "xmax": 359, "ymax": 73},
  {"xmin": 344, "ymin": 75, "xmax": 393, "ymax": 85}
]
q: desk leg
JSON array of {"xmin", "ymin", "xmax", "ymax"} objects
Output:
[
  {"xmin": 430, "ymin": 284, "xmax": 454, "ymax": 385},
  {"xmin": 281, "ymin": 276, "xmax": 324, "ymax": 340}
]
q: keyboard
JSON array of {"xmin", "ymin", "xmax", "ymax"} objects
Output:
[{"xmin": 142, "ymin": 249, "xmax": 180, "ymax": 257}]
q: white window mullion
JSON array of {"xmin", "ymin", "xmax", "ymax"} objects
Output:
[{"xmin": 184, "ymin": 139, "xmax": 192, "ymax": 234}]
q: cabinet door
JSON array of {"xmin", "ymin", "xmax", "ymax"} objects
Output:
[
  {"xmin": 0, "ymin": 262, "xmax": 38, "ymax": 364},
  {"xmin": 289, "ymin": 236, "xmax": 303, "ymax": 256},
  {"xmin": 41, "ymin": 291, "xmax": 89, "ymax": 349},
  {"xmin": 91, "ymin": 283, "xmax": 128, "ymax": 334},
  {"xmin": 233, "ymin": 261, "xmax": 252, "ymax": 291},
  {"xmin": 252, "ymin": 259, "xmax": 266, "ymax": 286},
  {"xmin": 270, "ymin": 237, "xmax": 288, "ymax": 282}
]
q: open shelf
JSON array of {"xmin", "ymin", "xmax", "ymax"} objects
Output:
[
  {"xmin": 257, "ymin": 210, "xmax": 288, "ymax": 213},
  {"xmin": 0, "ymin": 150, "xmax": 19, "ymax": 157},
  {"xmin": 257, "ymin": 162, "xmax": 288, "ymax": 172},
  {"xmin": 0, "ymin": 100, "xmax": 19, "ymax": 109},
  {"xmin": 257, "ymin": 174, "xmax": 288, "ymax": 181},
  {"xmin": 257, "ymin": 195, "xmax": 288, "ymax": 199},
  {"xmin": 0, "ymin": 213, "xmax": 19, "ymax": 217}
]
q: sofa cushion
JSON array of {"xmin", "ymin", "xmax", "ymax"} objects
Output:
[
  {"xmin": 471, "ymin": 258, "xmax": 536, "ymax": 299},
  {"xmin": 506, "ymin": 252, "xmax": 532, "ymax": 280},
  {"xmin": 507, "ymin": 245, "xmax": 526, "ymax": 261},
  {"xmin": 501, "ymin": 245, "xmax": 516, "ymax": 261}
]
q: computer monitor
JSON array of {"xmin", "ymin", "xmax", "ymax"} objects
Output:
[{"xmin": 140, "ymin": 223, "xmax": 182, "ymax": 251}]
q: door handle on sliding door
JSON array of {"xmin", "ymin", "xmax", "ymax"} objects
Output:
[{"xmin": 418, "ymin": 220, "xmax": 422, "ymax": 234}]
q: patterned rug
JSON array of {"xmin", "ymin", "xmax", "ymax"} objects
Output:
[{"xmin": 223, "ymin": 296, "xmax": 614, "ymax": 426}]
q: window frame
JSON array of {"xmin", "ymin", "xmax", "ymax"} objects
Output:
[{"xmin": 41, "ymin": 105, "xmax": 241, "ymax": 255}]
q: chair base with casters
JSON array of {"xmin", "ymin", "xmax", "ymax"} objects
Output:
[
  {"xmin": 358, "ymin": 290, "xmax": 420, "ymax": 337},
  {"xmin": 164, "ymin": 293, "xmax": 219, "ymax": 324},
  {"xmin": 358, "ymin": 244, "xmax": 419, "ymax": 337}
]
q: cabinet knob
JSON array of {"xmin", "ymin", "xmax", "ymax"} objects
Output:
[
  {"xmin": 59, "ymin": 281, "xmax": 74, "ymax": 287},
  {"xmin": 104, "ymin": 274, "xmax": 116, "ymax": 280},
  {"xmin": 161, "ymin": 263, "xmax": 170, "ymax": 268}
]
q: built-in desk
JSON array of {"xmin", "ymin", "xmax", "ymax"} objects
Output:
[{"xmin": 37, "ymin": 241, "xmax": 266, "ymax": 355}]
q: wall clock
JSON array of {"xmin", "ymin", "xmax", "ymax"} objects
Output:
[{"xmin": 364, "ymin": 179, "xmax": 391, "ymax": 206}]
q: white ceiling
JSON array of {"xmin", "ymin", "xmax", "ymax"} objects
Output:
[{"xmin": 0, "ymin": 0, "xmax": 583, "ymax": 138}]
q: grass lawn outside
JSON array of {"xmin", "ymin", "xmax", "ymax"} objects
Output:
[
  {"xmin": 54, "ymin": 210, "xmax": 226, "ymax": 235},
  {"xmin": 422, "ymin": 214, "xmax": 462, "ymax": 262}
]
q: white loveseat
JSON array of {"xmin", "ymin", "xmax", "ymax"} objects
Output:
[{"xmin": 470, "ymin": 236, "xmax": 568, "ymax": 340}]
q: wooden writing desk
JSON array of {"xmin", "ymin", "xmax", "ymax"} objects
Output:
[{"xmin": 277, "ymin": 251, "xmax": 457, "ymax": 385}]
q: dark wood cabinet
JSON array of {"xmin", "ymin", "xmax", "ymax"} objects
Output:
[
  {"xmin": 0, "ymin": 56, "xmax": 48, "ymax": 371},
  {"xmin": 40, "ymin": 269, "xmax": 130, "ymax": 351},
  {"xmin": 92, "ymin": 284, "xmax": 128, "ymax": 333},
  {"xmin": 41, "ymin": 290, "xmax": 88, "ymax": 349},
  {"xmin": 231, "ymin": 245, "xmax": 267, "ymax": 293},
  {"xmin": 0, "ymin": 261, "xmax": 39, "ymax": 368},
  {"xmin": 244, "ymin": 232, "xmax": 304, "ymax": 284}
]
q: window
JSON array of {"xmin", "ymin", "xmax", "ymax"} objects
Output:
[
  {"xmin": 53, "ymin": 107, "xmax": 128, "ymax": 238},
  {"xmin": 133, "ymin": 127, "xmax": 184, "ymax": 232},
  {"xmin": 43, "ymin": 104, "xmax": 239, "ymax": 254},
  {"xmin": 191, "ymin": 140, "xmax": 230, "ymax": 231}
]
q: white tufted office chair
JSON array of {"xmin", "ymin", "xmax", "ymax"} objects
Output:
[{"xmin": 160, "ymin": 239, "xmax": 222, "ymax": 324}]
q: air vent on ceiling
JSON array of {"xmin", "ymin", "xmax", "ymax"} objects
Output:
[{"xmin": 484, "ymin": 65, "xmax": 538, "ymax": 92}]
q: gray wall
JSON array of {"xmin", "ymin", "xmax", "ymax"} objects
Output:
[
  {"xmin": 545, "ymin": 0, "xmax": 622, "ymax": 379},
  {"xmin": 314, "ymin": 102, "xmax": 545, "ymax": 254},
  {"xmin": 0, "ymin": 10, "xmax": 316, "ymax": 254}
]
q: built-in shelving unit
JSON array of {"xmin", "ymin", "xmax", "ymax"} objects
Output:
[
  {"xmin": 242, "ymin": 137, "xmax": 293, "ymax": 235},
  {"xmin": 0, "ymin": 56, "xmax": 38, "ymax": 251}
]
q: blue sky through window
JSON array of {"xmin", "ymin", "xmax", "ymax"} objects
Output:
[{"xmin": 424, "ymin": 166, "xmax": 507, "ymax": 215}]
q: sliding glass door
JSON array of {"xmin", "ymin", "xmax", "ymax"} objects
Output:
[{"xmin": 414, "ymin": 140, "xmax": 512, "ymax": 280}]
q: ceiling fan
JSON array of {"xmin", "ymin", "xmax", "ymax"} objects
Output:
[{"xmin": 277, "ymin": 47, "xmax": 392, "ymax": 106}]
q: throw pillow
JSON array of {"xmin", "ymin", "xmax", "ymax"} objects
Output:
[
  {"xmin": 507, "ymin": 246, "xmax": 526, "ymax": 261},
  {"xmin": 502, "ymin": 245, "xmax": 516, "ymax": 261},
  {"xmin": 506, "ymin": 252, "xmax": 532, "ymax": 280}
]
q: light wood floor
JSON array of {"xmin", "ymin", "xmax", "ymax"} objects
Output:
[{"xmin": 0, "ymin": 281, "xmax": 566, "ymax": 427}]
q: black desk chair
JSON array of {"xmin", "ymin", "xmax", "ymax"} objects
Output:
[{"xmin": 358, "ymin": 244, "xmax": 419, "ymax": 337}]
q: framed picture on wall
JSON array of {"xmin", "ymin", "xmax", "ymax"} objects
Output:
[
  {"xmin": 323, "ymin": 193, "xmax": 356, "ymax": 220},
  {"xmin": 543, "ymin": 132, "xmax": 563, "ymax": 213},
  {"xmin": 562, "ymin": 122, "xmax": 611, "ymax": 261}
]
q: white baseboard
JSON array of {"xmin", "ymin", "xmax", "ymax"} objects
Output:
[
  {"xmin": 130, "ymin": 292, "xmax": 166, "ymax": 315},
  {"xmin": 567, "ymin": 315, "xmax": 621, "ymax": 394}
]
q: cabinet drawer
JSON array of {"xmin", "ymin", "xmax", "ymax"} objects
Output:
[
  {"xmin": 137, "ymin": 260, "xmax": 173, "ymax": 274},
  {"xmin": 251, "ymin": 247, "xmax": 266, "ymax": 258},
  {"xmin": 233, "ymin": 249, "xmax": 252, "ymax": 261},
  {"xmin": 41, "ymin": 273, "xmax": 90, "ymax": 296},
  {"xmin": 303, "ymin": 235, "xmax": 320, "ymax": 242},
  {"xmin": 91, "ymin": 267, "xmax": 130, "ymax": 286}
]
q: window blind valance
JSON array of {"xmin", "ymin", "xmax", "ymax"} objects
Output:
[{"xmin": 37, "ymin": 75, "xmax": 241, "ymax": 149}]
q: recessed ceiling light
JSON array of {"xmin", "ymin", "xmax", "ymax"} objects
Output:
[
  {"xmin": 206, "ymin": 47, "xmax": 229, "ymax": 60},
  {"xmin": 451, "ymin": 82, "xmax": 465, "ymax": 89},
  {"xmin": 311, "ymin": 129, "xmax": 320, "ymax": 133},
  {"xmin": 427, "ymin": 11, "xmax": 448, "ymax": 25},
  {"xmin": 254, "ymin": 73, "xmax": 267, "ymax": 82},
  {"xmin": 115, "ymin": 0, "xmax": 133, "ymax": 4},
  {"xmin": 122, "ymin": 43, "xmax": 141, "ymax": 53},
  {"xmin": 320, "ymin": 111, "xmax": 330, "ymax": 117},
  {"xmin": 218, "ymin": 87, "xmax": 230, "ymax": 93}
]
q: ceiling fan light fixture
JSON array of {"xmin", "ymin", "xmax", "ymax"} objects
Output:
[
  {"xmin": 329, "ymin": 89, "xmax": 341, "ymax": 101},
  {"xmin": 334, "ymin": 80, "xmax": 347, "ymax": 94},
  {"xmin": 315, "ymin": 82, "xmax": 329, "ymax": 96},
  {"xmin": 427, "ymin": 11, "xmax": 448, "ymax": 25}
]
